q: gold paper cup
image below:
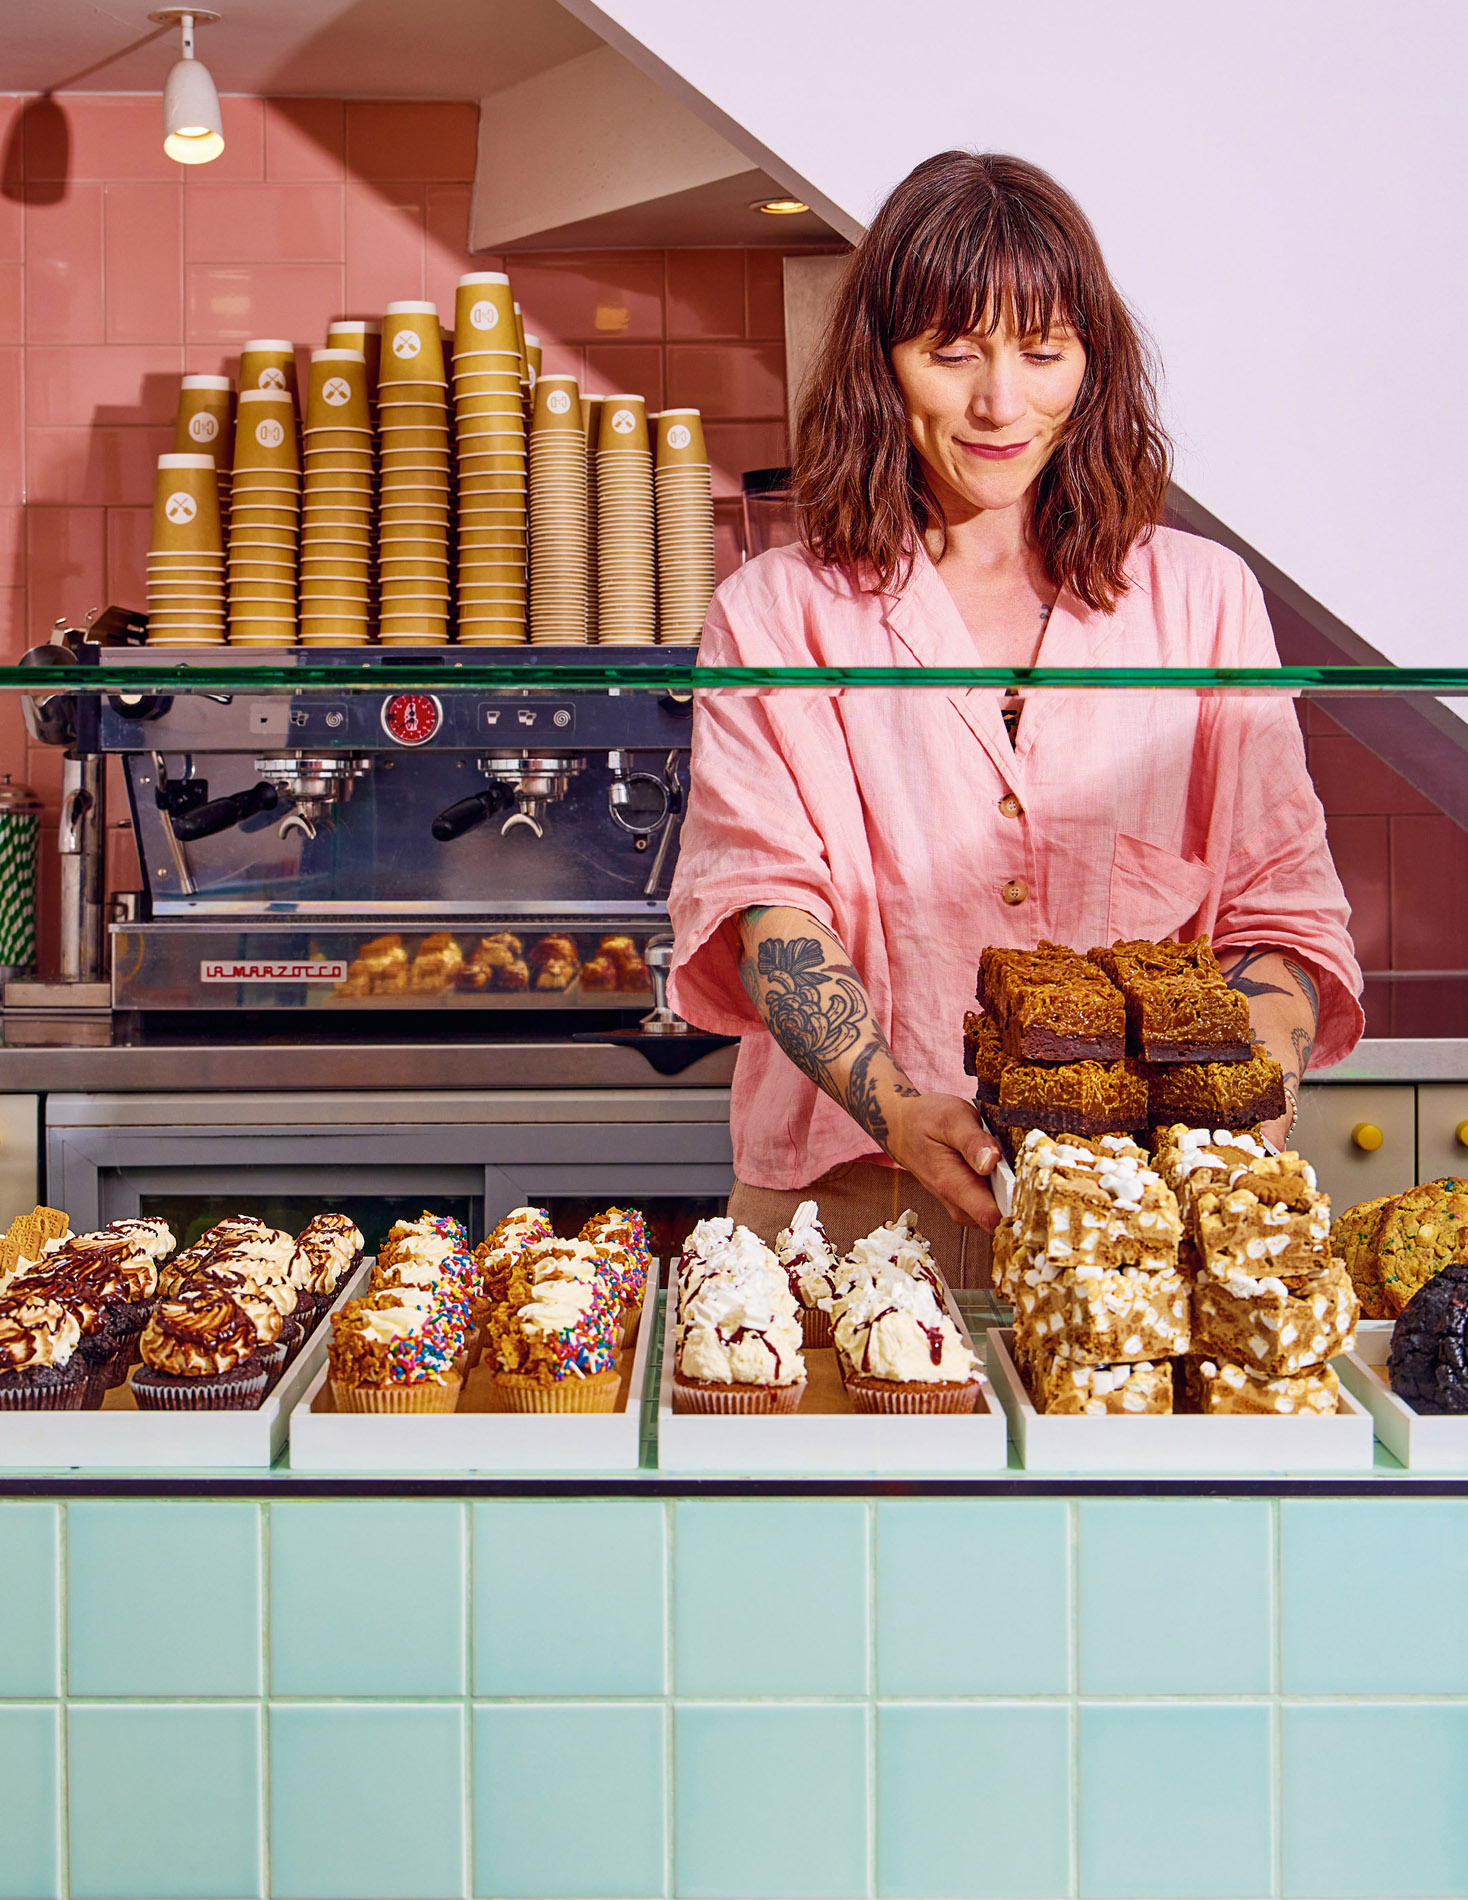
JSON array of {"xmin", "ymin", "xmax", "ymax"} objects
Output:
[
  {"xmin": 174, "ymin": 374, "xmax": 234, "ymax": 459},
  {"xmin": 524, "ymin": 335, "xmax": 541, "ymax": 387},
  {"xmin": 151, "ymin": 453, "xmax": 225, "ymax": 551},
  {"xmin": 530, "ymin": 375, "xmax": 584, "ymax": 436},
  {"xmin": 597, "ymin": 395, "xmax": 650, "ymax": 455},
  {"xmin": 380, "ymin": 302, "xmax": 446, "ymax": 385},
  {"xmin": 326, "ymin": 320, "xmax": 381, "ymax": 385},
  {"xmin": 454, "ymin": 271, "xmax": 516, "ymax": 351},
  {"xmin": 655, "ymin": 407, "xmax": 709, "ymax": 466},
  {"xmin": 239, "ymin": 338, "xmax": 298, "ymax": 402},
  {"xmin": 306, "ymin": 348, "xmax": 370, "ymax": 431},
  {"xmin": 234, "ymin": 390, "xmax": 300, "ymax": 475}
]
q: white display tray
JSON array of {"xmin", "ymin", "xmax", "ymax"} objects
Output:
[
  {"xmin": 656, "ymin": 1272, "xmax": 1008, "ymax": 1474},
  {"xmin": 0, "ymin": 1259, "xmax": 370, "ymax": 1471},
  {"xmin": 288, "ymin": 1263, "xmax": 658, "ymax": 1472},
  {"xmin": 986, "ymin": 1328, "xmax": 1375, "ymax": 1473},
  {"xmin": 1337, "ymin": 1323, "xmax": 1468, "ymax": 1469}
]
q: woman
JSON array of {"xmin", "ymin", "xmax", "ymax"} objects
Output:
[{"xmin": 667, "ymin": 151, "xmax": 1362, "ymax": 1279}]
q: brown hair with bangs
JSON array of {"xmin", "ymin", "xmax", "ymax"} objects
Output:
[{"xmin": 793, "ymin": 151, "xmax": 1171, "ymax": 611}]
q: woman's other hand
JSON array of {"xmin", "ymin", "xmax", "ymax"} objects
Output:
[{"xmin": 885, "ymin": 1092, "xmax": 1002, "ymax": 1230}]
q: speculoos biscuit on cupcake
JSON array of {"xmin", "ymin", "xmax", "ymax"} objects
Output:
[
  {"xmin": 0, "ymin": 1293, "xmax": 90, "ymax": 1408},
  {"xmin": 132, "ymin": 1288, "xmax": 270, "ymax": 1409}
]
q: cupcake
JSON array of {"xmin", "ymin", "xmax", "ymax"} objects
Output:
[
  {"xmin": 580, "ymin": 1208, "xmax": 651, "ymax": 1334},
  {"xmin": 131, "ymin": 1289, "xmax": 269, "ymax": 1410},
  {"xmin": 0, "ymin": 1293, "xmax": 89, "ymax": 1408},
  {"xmin": 673, "ymin": 1227, "xmax": 806, "ymax": 1414},
  {"xmin": 473, "ymin": 1205, "xmax": 553, "ymax": 1303},
  {"xmin": 774, "ymin": 1200, "xmax": 841, "ymax": 1346},
  {"xmin": 328, "ymin": 1290, "xmax": 464, "ymax": 1413},
  {"xmin": 491, "ymin": 1271, "xmax": 622, "ymax": 1413},
  {"xmin": 832, "ymin": 1268, "xmax": 980, "ymax": 1414},
  {"xmin": 292, "ymin": 1213, "xmax": 364, "ymax": 1321}
]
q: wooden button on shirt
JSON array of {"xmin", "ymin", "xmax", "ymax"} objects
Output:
[
  {"xmin": 999, "ymin": 793, "xmax": 1024, "ymax": 818},
  {"xmin": 1002, "ymin": 879, "xmax": 1028, "ymax": 905}
]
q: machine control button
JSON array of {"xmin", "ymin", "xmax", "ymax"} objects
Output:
[
  {"xmin": 477, "ymin": 700, "xmax": 575, "ymax": 736},
  {"xmin": 1002, "ymin": 878, "xmax": 1028, "ymax": 905},
  {"xmin": 999, "ymin": 793, "xmax": 1023, "ymax": 818},
  {"xmin": 380, "ymin": 692, "xmax": 443, "ymax": 746},
  {"xmin": 1351, "ymin": 1123, "xmax": 1385, "ymax": 1152}
]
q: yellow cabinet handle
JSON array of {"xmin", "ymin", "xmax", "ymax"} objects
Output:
[
  {"xmin": 1456, "ymin": 1120, "xmax": 1468, "ymax": 1150},
  {"xmin": 1352, "ymin": 1123, "xmax": 1384, "ymax": 1152}
]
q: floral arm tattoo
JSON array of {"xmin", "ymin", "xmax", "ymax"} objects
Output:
[
  {"xmin": 737, "ymin": 905, "xmax": 918, "ymax": 1151},
  {"xmin": 1219, "ymin": 945, "xmax": 1321, "ymax": 1099}
]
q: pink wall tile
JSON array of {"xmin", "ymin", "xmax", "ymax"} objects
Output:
[
  {"xmin": 344, "ymin": 185, "xmax": 425, "ymax": 312},
  {"xmin": 704, "ymin": 420, "xmax": 788, "ymax": 498},
  {"xmin": 194, "ymin": 95, "xmax": 266, "ymax": 183},
  {"xmin": 25, "ymin": 97, "xmax": 174, "ymax": 183},
  {"xmin": 186, "ymin": 262, "xmax": 345, "ymax": 346},
  {"xmin": 1325, "ymin": 814, "xmax": 1390, "ymax": 969},
  {"xmin": 1390, "ymin": 815, "xmax": 1468, "ymax": 969},
  {"xmin": 713, "ymin": 499, "xmax": 744, "ymax": 583},
  {"xmin": 103, "ymin": 183, "xmax": 183, "ymax": 345},
  {"xmin": 26, "ymin": 346, "xmax": 182, "ymax": 427},
  {"xmin": 667, "ymin": 251, "xmax": 744, "ymax": 340},
  {"xmin": 0, "ymin": 350, "xmax": 20, "ymax": 506},
  {"xmin": 27, "ymin": 425, "xmax": 170, "ymax": 508},
  {"xmin": 744, "ymin": 250, "xmax": 786, "ymax": 339},
  {"xmin": 536, "ymin": 341, "xmax": 586, "ymax": 382},
  {"xmin": 0, "ymin": 506, "xmax": 25, "ymax": 590},
  {"xmin": 512, "ymin": 252, "xmax": 665, "ymax": 343},
  {"xmin": 345, "ymin": 102, "xmax": 478, "ymax": 182},
  {"xmin": 0, "ymin": 106, "xmax": 20, "ymax": 266},
  {"xmin": 106, "ymin": 506, "xmax": 152, "ymax": 609},
  {"xmin": 0, "ymin": 694, "xmax": 26, "ymax": 782},
  {"xmin": 25, "ymin": 185, "xmax": 105, "ymax": 345},
  {"xmin": 0, "ymin": 588, "xmax": 25, "ymax": 664},
  {"xmin": 25, "ymin": 506, "xmax": 106, "ymax": 641},
  {"xmin": 424, "ymin": 184, "xmax": 485, "ymax": 315},
  {"xmin": 0, "ymin": 266, "xmax": 18, "ymax": 346},
  {"xmin": 1307, "ymin": 730, "xmax": 1439, "ymax": 816},
  {"xmin": 186, "ymin": 181, "xmax": 343, "ymax": 264},
  {"xmin": 584, "ymin": 344, "xmax": 664, "ymax": 411},
  {"xmin": 667, "ymin": 341, "xmax": 785, "ymax": 418},
  {"xmin": 265, "ymin": 99, "xmax": 345, "ymax": 181}
]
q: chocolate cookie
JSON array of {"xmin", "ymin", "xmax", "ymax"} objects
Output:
[{"xmin": 1388, "ymin": 1260, "xmax": 1468, "ymax": 1414}]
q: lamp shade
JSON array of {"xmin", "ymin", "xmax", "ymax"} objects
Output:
[{"xmin": 163, "ymin": 54, "xmax": 224, "ymax": 163}]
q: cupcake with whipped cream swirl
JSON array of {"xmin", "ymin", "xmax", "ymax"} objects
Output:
[
  {"xmin": 491, "ymin": 1266, "xmax": 624, "ymax": 1413},
  {"xmin": 673, "ymin": 1225, "xmax": 807, "ymax": 1414},
  {"xmin": 0, "ymin": 1292, "xmax": 89, "ymax": 1408},
  {"xmin": 473, "ymin": 1205, "xmax": 553, "ymax": 1303},
  {"xmin": 832, "ymin": 1265, "xmax": 980, "ymax": 1414},
  {"xmin": 132, "ymin": 1288, "xmax": 270, "ymax": 1409},
  {"xmin": 774, "ymin": 1200, "xmax": 842, "ymax": 1346},
  {"xmin": 328, "ymin": 1284, "xmax": 467, "ymax": 1413}
]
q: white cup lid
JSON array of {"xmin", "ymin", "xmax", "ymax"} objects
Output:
[
  {"xmin": 157, "ymin": 452, "xmax": 216, "ymax": 469},
  {"xmin": 312, "ymin": 348, "xmax": 367, "ymax": 364},
  {"xmin": 181, "ymin": 375, "xmax": 232, "ymax": 391},
  {"xmin": 523, "ymin": 333, "xmax": 541, "ymax": 347},
  {"xmin": 239, "ymin": 388, "xmax": 294, "ymax": 406},
  {"xmin": 386, "ymin": 301, "xmax": 440, "ymax": 316},
  {"xmin": 457, "ymin": 271, "xmax": 511, "ymax": 287},
  {"xmin": 241, "ymin": 339, "xmax": 293, "ymax": 354}
]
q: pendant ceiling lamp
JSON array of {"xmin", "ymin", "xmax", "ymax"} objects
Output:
[{"xmin": 150, "ymin": 8, "xmax": 225, "ymax": 165}]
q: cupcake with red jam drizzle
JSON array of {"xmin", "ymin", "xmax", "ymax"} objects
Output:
[
  {"xmin": 673, "ymin": 1230, "xmax": 807, "ymax": 1415},
  {"xmin": 832, "ymin": 1267, "xmax": 980, "ymax": 1414},
  {"xmin": 774, "ymin": 1200, "xmax": 842, "ymax": 1347}
]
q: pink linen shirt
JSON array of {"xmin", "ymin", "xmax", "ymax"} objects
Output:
[{"xmin": 668, "ymin": 526, "xmax": 1364, "ymax": 1191}]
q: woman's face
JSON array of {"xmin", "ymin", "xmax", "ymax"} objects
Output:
[{"xmin": 890, "ymin": 314, "xmax": 1088, "ymax": 521}]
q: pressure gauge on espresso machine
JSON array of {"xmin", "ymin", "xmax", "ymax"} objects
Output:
[{"xmin": 380, "ymin": 692, "xmax": 443, "ymax": 747}]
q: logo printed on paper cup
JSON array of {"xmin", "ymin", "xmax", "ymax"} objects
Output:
[
  {"xmin": 469, "ymin": 301, "xmax": 499, "ymax": 331},
  {"xmin": 611, "ymin": 408, "xmax": 637, "ymax": 434},
  {"xmin": 392, "ymin": 331, "xmax": 422, "ymax": 359},
  {"xmin": 164, "ymin": 492, "xmax": 198, "ymax": 524},
  {"xmin": 188, "ymin": 413, "xmax": 219, "ymax": 443},
  {"xmin": 255, "ymin": 418, "xmax": 286, "ymax": 450},
  {"xmin": 259, "ymin": 366, "xmax": 287, "ymax": 390},
  {"xmin": 322, "ymin": 377, "xmax": 352, "ymax": 406},
  {"xmin": 545, "ymin": 389, "xmax": 571, "ymax": 415},
  {"xmin": 666, "ymin": 424, "xmax": 692, "ymax": 450}
]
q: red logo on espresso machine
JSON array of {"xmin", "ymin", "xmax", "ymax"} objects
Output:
[
  {"xmin": 200, "ymin": 962, "xmax": 347, "ymax": 983},
  {"xmin": 380, "ymin": 693, "xmax": 443, "ymax": 745}
]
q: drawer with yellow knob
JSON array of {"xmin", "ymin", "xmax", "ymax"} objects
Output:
[
  {"xmin": 1293, "ymin": 1083, "xmax": 1416, "ymax": 1208},
  {"xmin": 1416, "ymin": 1085, "xmax": 1468, "ymax": 1185}
]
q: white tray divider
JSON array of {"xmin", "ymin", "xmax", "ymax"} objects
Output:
[{"xmin": 1337, "ymin": 1323, "xmax": 1468, "ymax": 1470}]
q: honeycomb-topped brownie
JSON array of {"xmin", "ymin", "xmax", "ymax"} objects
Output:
[
  {"xmin": 1143, "ymin": 1045, "xmax": 1286, "ymax": 1128},
  {"xmin": 1010, "ymin": 1130, "xmax": 1182, "ymax": 1273},
  {"xmin": 961, "ymin": 1011, "xmax": 1009, "ymax": 1100},
  {"xmin": 1190, "ymin": 1256, "xmax": 1358, "ymax": 1377},
  {"xmin": 1181, "ymin": 1353, "xmax": 1341, "ymax": 1416},
  {"xmin": 1016, "ymin": 1336, "xmax": 1174, "ymax": 1415},
  {"xmin": 976, "ymin": 943, "xmax": 1126, "ymax": 1061},
  {"xmin": 1192, "ymin": 1153, "xmax": 1331, "ymax": 1282},
  {"xmin": 1088, "ymin": 937, "xmax": 1252, "ymax": 1063}
]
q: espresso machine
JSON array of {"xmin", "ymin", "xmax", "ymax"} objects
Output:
[{"xmin": 43, "ymin": 643, "xmax": 698, "ymax": 1020}]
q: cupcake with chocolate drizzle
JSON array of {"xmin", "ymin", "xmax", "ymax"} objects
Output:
[
  {"xmin": 131, "ymin": 1288, "xmax": 269, "ymax": 1409},
  {"xmin": 0, "ymin": 1292, "xmax": 89, "ymax": 1408}
]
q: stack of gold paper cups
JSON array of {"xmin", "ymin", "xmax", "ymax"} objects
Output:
[
  {"xmin": 300, "ymin": 349, "xmax": 374, "ymax": 646},
  {"xmin": 326, "ymin": 319, "xmax": 381, "ymax": 394},
  {"xmin": 654, "ymin": 408, "xmax": 716, "ymax": 643},
  {"xmin": 582, "ymin": 392, "xmax": 604, "ymax": 642},
  {"xmin": 527, "ymin": 374, "xmax": 588, "ymax": 643},
  {"xmin": 524, "ymin": 334, "xmax": 542, "ymax": 397},
  {"xmin": 238, "ymin": 338, "xmax": 299, "ymax": 410},
  {"xmin": 146, "ymin": 452, "xmax": 225, "ymax": 645},
  {"xmin": 228, "ymin": 388, "xmax": 300, "ymax": 645},
  {"xmin": 173, "ymin": 374, "xmax": 234, "ymax": 536},
  {"xmin": 596, "ymin": 394, "xmax": 656, "ymax": 643},
  {"xmin": 453, "ymin": 272, "xmax": 527, "ymax": 644},
  {"xmin": 378, "ymin": 301, "xmax": 450, "ymax": 645}
]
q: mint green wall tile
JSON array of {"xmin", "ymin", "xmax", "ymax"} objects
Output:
[
  {"xmin": 473, "ymin": 1703, "xmax": 664, "ymax": 1897},
  {"xmin": 0, "ymin": 1706, "xmax": 60, "ymax": 1899},
  {"xmin": 675, "ymin": 1704, "xmax": 868, "ymax": 1898},
  {"xmin": 876, "ymin": 1501, "xmax": 1069, "ymax": 1695},
  {"xmin": 67, "ymin": 1501, "xmax": 260, "ymax": 1696},
  {"xmin": 675, "ymin": 1501, "xmax": 867, "ymax": 1695},
  {"xmin": 1079, "ymin": 1704, "xmax": 1270, "ymax": 1897},
  {"xmin": 1078, "ymin": 1500, "xmax": 1271, "ymax": 1694},
  {"xmin": 1283, "ymin": 1704, "xmax": 1468, "ymax": 1895},
  {"xmin": 68, "ymin": 1703, "xmax": 261, "ymax": 1899},
  {"xmin": 271, "ymin": 1703, "xmax": 465, "ymax": 1899},
  {"xmin": 877, "ymin": 1703, "xmax": 1070, "ymax": 1897},
  {"xmin": 0, "ymin": 1504, "xmax": 59, "ymax": 1696},
  {"xmin": 271, "ymin": 1501, "xmax": 465, "ymax": 1695},
  {"xmin": 1282, "ymin": 1500, "xmax": 1468, "ymax": 1692},
  {"xmin": 473, "ymin": 1500, "xmax": 665, "ymax": 1696}
]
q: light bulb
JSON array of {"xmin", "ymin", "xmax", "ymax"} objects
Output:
[
  {"xmin": 158, "ymin": 11, "xmax": 225, "ymax": 165},
  {"xmin": 751, "ymin": 197, "xmax": 810, "ymax": 216}
]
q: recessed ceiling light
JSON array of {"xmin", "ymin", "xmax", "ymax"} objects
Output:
[
  {"xmin": 752, "ymin": 196, "xmax": 810, "ymax": 216},
  {"xmin": 150, "ymin": 8, "xmax": 225, "ymax": 165}
]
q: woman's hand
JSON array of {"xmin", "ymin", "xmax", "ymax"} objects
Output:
[
  {"xmin": 736, "ymin": 906, "xmax": 1001, "ymax": 1228},
  {"xmin": 884, "ymin": 1092, "xmax": 1002, "ymax": 1230}
]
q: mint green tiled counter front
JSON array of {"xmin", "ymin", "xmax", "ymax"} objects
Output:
[{"xmin": 11, "ymin": 1491, "xmax": 1468, "ymax": 1898}]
